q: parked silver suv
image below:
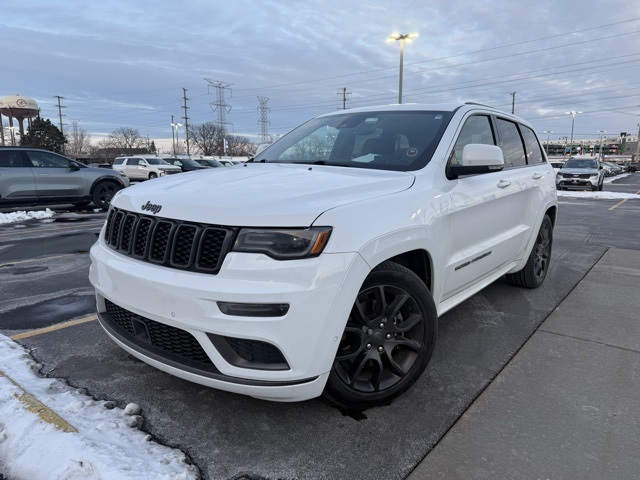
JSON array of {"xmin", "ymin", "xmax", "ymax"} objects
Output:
[
  {"xmin": 0, "ymin": 147, "xmax": 129, "ymax": 209},
  {"xmin": 556, "ymin": 156, "xmax": 604, "ymax": 191}
]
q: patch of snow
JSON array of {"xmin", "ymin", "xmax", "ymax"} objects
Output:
[
  {"xmin": 0, "ymin": 209, "xmax": 55, "ymax": 225},
  {"xmin": 0, "ymin": 335, "xmax": 199, "ymax": 480}
]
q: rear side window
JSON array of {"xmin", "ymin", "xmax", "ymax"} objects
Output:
[
  {"xmin": 0, "ymin": 150, "xmax": 26, "ymax": 167},
  {"xmin": 521, "ymin": 126, "xmax": 546, "ymax": 164},
  {"xmin": 496, "ymin": 118, "xmax": 526, "ymax": 168},
  {"xmin": 113, "ymin": 158, "xmax": 125, "ymax": 165}
]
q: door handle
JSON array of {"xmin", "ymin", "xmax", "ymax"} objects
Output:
[
  {"xmin": 532, "ymin": 172, "xmax": 544, "ymax": 180},
  {"xmin": 497, "ymin": 180, "xmax": 511, "ymax": 189}
]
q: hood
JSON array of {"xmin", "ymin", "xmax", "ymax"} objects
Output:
[{"xmin": 113, "ymin": 163, "xmax": 415, "ymax": 226}]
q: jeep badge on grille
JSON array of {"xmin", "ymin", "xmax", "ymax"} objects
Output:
[{"xmin": 141, "ymin": 201, "xmax": 162, "ymax": 214}]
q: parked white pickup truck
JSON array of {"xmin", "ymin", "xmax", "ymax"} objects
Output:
[
  {"xmin": 112, "ymin": 156, "xmax": 181, "ymax": 180},
  {"xmin": 91, "ymin": 103, "xmax": 558, "ymax": 408}
]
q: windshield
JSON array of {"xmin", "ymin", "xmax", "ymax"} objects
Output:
[
  {"xmin": 253, "ymin": 110, "xmax": 453, "ymax": 171},
  {"xmin": 564, "ymin": 158, "xmax": 597, "ymax": 169},
  {"xmin": 146, "ymin": 158, "xmax": 170, "ymax": 165}
]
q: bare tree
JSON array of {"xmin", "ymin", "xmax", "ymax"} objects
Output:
[
  {"xmin": 226, "ymin": 134, "xmax": 254, "ymax": 156},
  {"xmin": 102, "ymin": 127, "xmax": 146, "ymax": 155},
  {"xmin": 67, "ymin": 120, "xmax": 92, "ymax": 155},
  {"xmin": 188, "ymin": 122, "xmax": 225, "ymax": 156}
]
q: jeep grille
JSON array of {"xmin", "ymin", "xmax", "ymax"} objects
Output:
[{"xmin": 104, "ymin": 207, "xmax": 236, "ymax": 274}]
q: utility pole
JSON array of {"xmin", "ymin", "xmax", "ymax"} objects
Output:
[
  {"xmin": 510, "ymin": 92, "xmax": 516, "ymax": 114},
  {"xmin": 182, "ymin": 88, "xmax": 190, "ymax": 156},
  {"xmin": 54, "ymin": 95, "xmax": 66, "ymax": 154},
  {"xmin": 257, "ymin": 96, "xmax": 270, "ymax": 144},
  {"xmin": 636, "ymin": 122, "xmax": 640, "ymax": 162},
  {"xmin": 337, "ymin": 87, "xmax": 351, "ymax": 110}
]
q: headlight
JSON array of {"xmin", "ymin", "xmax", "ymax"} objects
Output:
[{"xmin": 232, "ymin": 227, "xmax": 332, "ymax": 260}]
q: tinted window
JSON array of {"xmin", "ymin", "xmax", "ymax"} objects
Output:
[
  {"xmin": 26, "ymin": 151, "xmax": 73, "ymax": 168},
  {"xmin": 449, "ymin": 115, "xmax": 495, "ymax": 166},
  {"xmin": 496, "ymin": 118, "xmax": 526, "ymax": 168},
  {"xmin": 521, "ymin": 126, "xmax": 545, "ymax": 164},
  {"xmin": 0, "ymin": 150, "xmax": 26, "ymax": 167},
  {"xmin": 113, "ymin": 158, "xmax": 125, "ymax": 165}
]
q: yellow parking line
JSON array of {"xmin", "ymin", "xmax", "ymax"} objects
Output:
[
  {"xmin": 0, "ymin": 369, "xmax": 77, "ymax": 432},
  {"xmin": 11, "ymin": 314, "xmax": 98, "ymax": 340},
  {"xmin": 609, "ymin": 190, "xmax": 640, "ymax": 211}
]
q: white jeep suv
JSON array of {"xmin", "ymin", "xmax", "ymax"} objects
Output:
[{"xmin": 90, "ymin": 103, "xmax": 557, "ymax": 408}]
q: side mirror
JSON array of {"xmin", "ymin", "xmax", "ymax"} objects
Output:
[
  {"xmin": 69, "ymin": 163, "xmax": 80, "ymax": 171},
  {"xmin": 449, "ymin": 144, "xmax": 505, "ymax": 177}
]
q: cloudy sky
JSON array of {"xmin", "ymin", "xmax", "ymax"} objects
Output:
[{"xmin": 2, "ymin": 0, "xmax": 639, "ymax": 152}]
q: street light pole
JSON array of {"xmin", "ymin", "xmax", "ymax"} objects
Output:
[
  {"xmin": 597, "ymin": 130, "xmax": 606, "ymax": 159},
  {"xmin": 543, "ymin": 130, "xmax": 553, "ymax": 156},
  {"xmin": 171, "ymin": 119, "xmax": 182, "ymax": 156},
  {"xmin": 387, "ymin": 33, "xmax": 418, "ymax": 104},
  {"xmin": 566, "ymin": 111, "xmax": 582, "ymax": 156},
  {"xmin": 171, "ymin": 115, "xmax": 176, "ymax": 156}
]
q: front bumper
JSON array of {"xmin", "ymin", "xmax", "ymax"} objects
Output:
[
  {"xmin": 89, "ymin": 239, "xmax": 368, "ymax": 402},
  {"xmin": 556, "ymin": 175, "xmax": 598, "ymax": 190}
]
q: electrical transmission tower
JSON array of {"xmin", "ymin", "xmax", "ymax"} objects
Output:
[
  {"xmin": 205, "ymin": 79, "xmax": 233, "ymax": 130},
  {"xmin": 257, "ymin": 96, "xmax": 270, "ymax": 143}
]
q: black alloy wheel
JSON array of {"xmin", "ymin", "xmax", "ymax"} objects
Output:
[
  {"xmin": 324, "ymin": 261, "xmax": 437, "ymax": 409},
  {"xmin": 92, "ymin": 181, "xmax": 121, "ymax": 210},
  {"xmin": 506, "ymin": 214, "xmax": 553, "ymax": 289}
]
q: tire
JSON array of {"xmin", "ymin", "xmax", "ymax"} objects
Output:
[
  {"xmin": 591, "ymin": 184, "xmax": 598, "ymax": 191},
  {"xmin": 323, "ymin": 261, "xmax": 437, "ymax": 409},
  {"xmin": 148, "ymin": 172, "xmax": 158, "ymax": 179},
  {"xmin": 506, "ymin": 215, "xmax": 553, "ymax": 289},
  {"xmin": 92, "ymin": 181, "xmax": 122, "ymax": 210}
]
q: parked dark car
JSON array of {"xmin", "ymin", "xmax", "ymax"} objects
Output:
[
  {"xmin": 0, "ymin": 146, "xmax": 129, "ymax": 209},
  {"xmin": 194, "ymin": 159, "xmax": 224, "ymax": 168},
  {"xmin": 164, "ymin": 157, "xmax": 210, "ymax": 172}
]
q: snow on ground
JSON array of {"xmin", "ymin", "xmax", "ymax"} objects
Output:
[
  {"xmin": 0, "ymin": 209, "xmax": 55, "ymax": 225},
  {"xmin": 0, "ymin": 335, "xmax": 199, "ymax": 480},
  {"xmin": 557, "ymin": 173, "xmax": 639, "ymax": 200}
]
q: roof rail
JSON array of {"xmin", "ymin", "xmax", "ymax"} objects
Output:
[{"xmin": 464, "ymin": 102, "xmax": 495, "ymax": 108}]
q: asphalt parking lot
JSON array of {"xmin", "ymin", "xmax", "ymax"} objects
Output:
[{"xmin": 1, "ymin": 173, "xmax": 639, "ymax": 480}]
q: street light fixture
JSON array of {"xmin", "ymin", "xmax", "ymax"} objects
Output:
[
  {"xmin": 566, "ymin": 111, "xmax": 582, "ymax": 156},
  {"xmin": 543, "ymin": 130, "xmax": 553, "ymax": 156},
  {"xmin": 597, "ymin": 130, "xmax": 606, "ymax": 159},
  {"xmin": 387, "ymin": 32, "xmax": 418, "ymax": 104},
  {"xmin": 171, "ymin": 119, "xmax": 182, "ymax": 156}
]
